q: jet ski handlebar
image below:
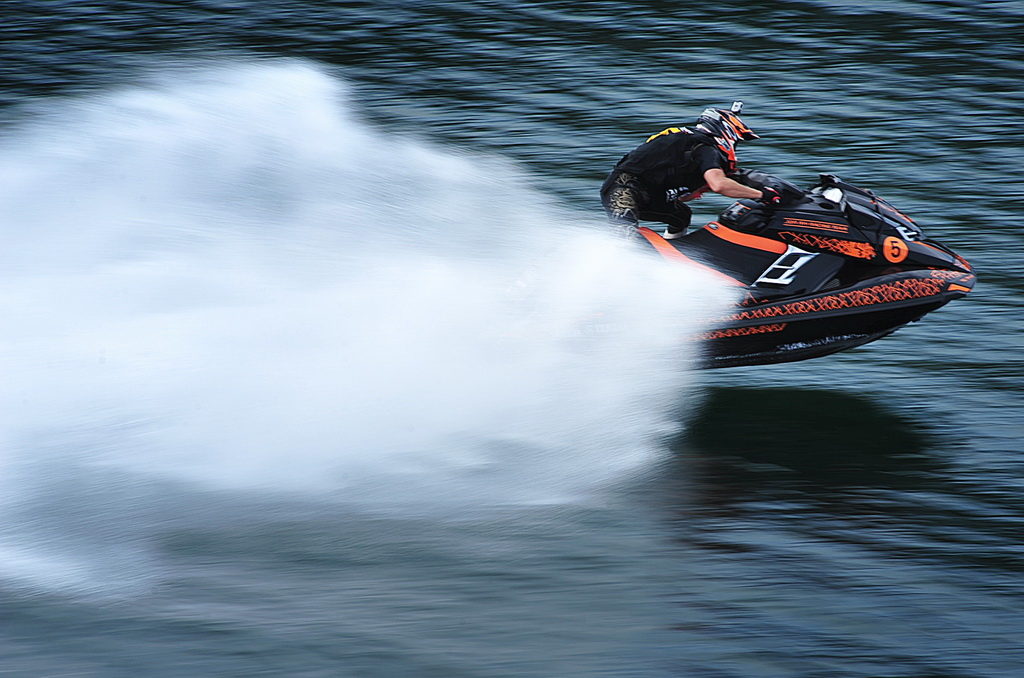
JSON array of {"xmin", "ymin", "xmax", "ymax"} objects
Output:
[{"xmin": 732, "ymin": 168, "xmax": 806, "ymax": 205}]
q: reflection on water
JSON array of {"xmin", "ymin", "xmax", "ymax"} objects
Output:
[
  {"xmin": 678, "ymin": 386, "xmax": 939, "ymax": 494},
  {"xmin": 661, "ymin": 386, "xmax": 1014, "ymax": 571},
  {"xmin": 630, "ymin": 387, "xmax": 1024, "ymax": 676}
]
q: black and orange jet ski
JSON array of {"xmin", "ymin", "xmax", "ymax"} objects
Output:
[{"xmin": 638, "ymin": 172, "xmax": 976, "ymax": 368}]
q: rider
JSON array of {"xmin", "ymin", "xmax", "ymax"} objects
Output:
[{"xmin": 600, "ymin": 102, "xmax": 780, "ymax": 239}]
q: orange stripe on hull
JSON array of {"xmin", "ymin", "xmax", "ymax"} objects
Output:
[
  {"xmin": 637, "ymin": 227, "xmax": 745, "ymax": 286},
  {"xmin": 725, "ymin": 270, "xmax": 974, "ymax": 323},
  {"xmin": 698, "ymin": 323, "xmax": 788, "ymax": 341},
  {"xmin": 704, "ymin": 222, "xmax": 787, "ymax": 254}
]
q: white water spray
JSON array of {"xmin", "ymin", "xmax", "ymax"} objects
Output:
[{"xmin": 0, "ymin": 60, "xmax": 732, "ymax": 591}]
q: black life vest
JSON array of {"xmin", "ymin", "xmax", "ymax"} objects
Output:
[{"xmin": 613, "ymin": 129, "xmax": 729, "ymax": 192}]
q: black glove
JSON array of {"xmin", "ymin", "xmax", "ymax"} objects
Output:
[{"xmin": 759, "ymin": 187, "xmax": 783, "ymax": 206}]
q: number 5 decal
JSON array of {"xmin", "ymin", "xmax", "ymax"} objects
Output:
[{"xmin": 883, "ymin": 236, "xmax": 909, "ymax": 263}]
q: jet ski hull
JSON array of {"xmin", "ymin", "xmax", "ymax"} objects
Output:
[
  {"xmin": 696, "ymin": 270, "xmax": 972, "ymax": 367},
  {"xmin": 696, "ymin": 280, "xmax": 966, "ymax": 368},
  {"xmin": 634, "ymin": 173, "xmax": 975, "ymax": 369}
]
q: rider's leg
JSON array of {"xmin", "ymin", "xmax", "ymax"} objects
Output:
[
  {"xmin": 640, "ymin": 200, "xmax": 692, "ymax": 240},
  {"xmin": 600, "ymin": 172, "xmax": 645, "ymax": 238}
]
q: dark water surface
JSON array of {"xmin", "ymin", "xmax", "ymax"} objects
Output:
[{"xmin": 1, "ymin": 2, "xmax": 1022, "ymax": 676}]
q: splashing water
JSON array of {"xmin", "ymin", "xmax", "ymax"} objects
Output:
[{"xmin": 0, "ymin": 60, "xmax": 733, "ymax": 592}]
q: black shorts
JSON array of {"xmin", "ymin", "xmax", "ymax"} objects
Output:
[{"xmin": 600, "ymin": 171, "xmax": 692, "ymax": 230}]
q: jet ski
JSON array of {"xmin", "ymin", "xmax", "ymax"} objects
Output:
[{"xmin": 637, "ymin": 171, "xmax": 976, "ymax": 368}]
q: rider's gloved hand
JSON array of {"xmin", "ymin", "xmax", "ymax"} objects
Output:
[{"xmin": 759, "ymin": 187, "xmax": 783, "ymax": 206}]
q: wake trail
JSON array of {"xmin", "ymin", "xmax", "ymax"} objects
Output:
[{"xmin": 0, "ymin": 59, "xmax": 734, "ymax": 593}]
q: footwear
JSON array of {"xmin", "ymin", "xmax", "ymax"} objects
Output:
[{"xmin": 663, "ymin": 227, "xmax": 687, "ymax": 240}]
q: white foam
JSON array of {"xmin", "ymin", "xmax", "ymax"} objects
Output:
[{"xmin": 0, "ymin": 60, "xmax": 734, "ymax": 590}]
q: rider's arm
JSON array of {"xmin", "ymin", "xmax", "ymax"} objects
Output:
[{"xmin": 703, "ymin": 168, "xmax": 764, "ymax": 200}]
